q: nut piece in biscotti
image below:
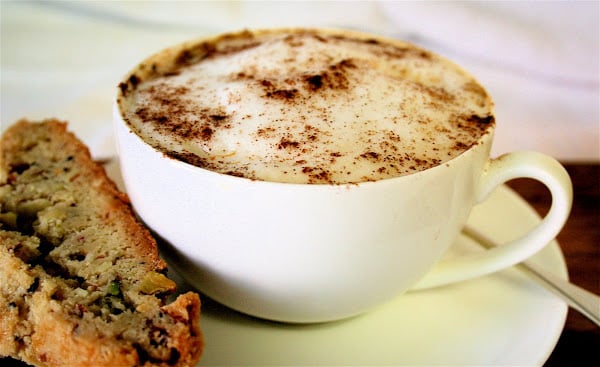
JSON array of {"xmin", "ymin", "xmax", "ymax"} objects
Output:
[{"xmin": 0, "ymin": 119, "xmax": 203, "ymax": 367}]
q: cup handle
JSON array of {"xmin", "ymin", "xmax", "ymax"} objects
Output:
[{"xmin": 413, "ymin": 151, "xmax": 573, "ymax": 290}]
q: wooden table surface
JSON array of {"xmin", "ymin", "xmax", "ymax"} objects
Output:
[{"xmin": 507, "ymin": 163, "xmax": 599, "ymax": 366}]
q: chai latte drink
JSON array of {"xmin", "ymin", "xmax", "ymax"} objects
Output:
[{"xmin": 117, "ymin": 28, "xmax": 494, "ymax": 184}]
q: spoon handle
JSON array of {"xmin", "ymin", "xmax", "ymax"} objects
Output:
[{"xmin": 463, "ymin": 226, "xmax": 600, "ymax": 328}]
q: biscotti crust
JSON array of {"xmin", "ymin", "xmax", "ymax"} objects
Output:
[{"xmin": 0, "ymin": 119, "xmax": 203, "ymax": 366}]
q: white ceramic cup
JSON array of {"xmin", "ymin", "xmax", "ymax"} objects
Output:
[{"xmin": 114, "ymin": 30, "xmax": 572, "ymax": 323}]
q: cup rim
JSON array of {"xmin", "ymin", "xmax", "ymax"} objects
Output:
[{"xmin": 114, "ymin": 27, "xmax": 496, "ymax": 188}]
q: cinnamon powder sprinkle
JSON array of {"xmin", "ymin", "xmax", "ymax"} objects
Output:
[{"xmin": 119, "ymin": 29, "xmax": 494, "ymax": 184}]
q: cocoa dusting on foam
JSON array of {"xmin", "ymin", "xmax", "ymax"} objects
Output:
[{"xmin": 118, "ymin": 29, "xmax": 494, "ymax": 184}]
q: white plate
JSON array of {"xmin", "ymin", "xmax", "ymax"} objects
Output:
[{"xmin": 152, "ymin": 184, "xmax": 566, "ymax": 366}]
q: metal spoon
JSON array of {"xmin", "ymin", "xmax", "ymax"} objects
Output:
[{"xmin": 463, "ymin": 225, "xmax": 600, "ymax": 327}]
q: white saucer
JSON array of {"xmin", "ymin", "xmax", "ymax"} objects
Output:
[{"xmin": 158, "ymin": 185, "xmax": 566, "ymax": 366}]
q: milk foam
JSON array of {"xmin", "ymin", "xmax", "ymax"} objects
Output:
[{"xmin": 119, "ymin": 29, "xmax": 494, "ymax": 184}]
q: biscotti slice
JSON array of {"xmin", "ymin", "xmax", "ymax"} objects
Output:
[{"xmin": 0, "ymin": 119, "xmax": 203, "ymax": 367}]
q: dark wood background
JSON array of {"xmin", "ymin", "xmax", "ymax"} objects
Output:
[{"xmin": 507, "ymin": 163, "xmax": 599, "ymax": 366}]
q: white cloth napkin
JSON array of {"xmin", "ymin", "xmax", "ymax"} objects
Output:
[{"xmin": 1, "ymin": 1, "xmax": 598, "ymax": 160}]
